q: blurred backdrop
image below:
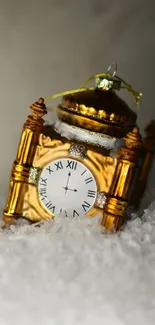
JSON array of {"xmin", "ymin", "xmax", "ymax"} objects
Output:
[{"xmin": 0, "ymin": 0, "xmax": 155, "ymax": 210}]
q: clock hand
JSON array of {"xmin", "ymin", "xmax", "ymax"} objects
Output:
[
  {"xmin": 62, "ymin": 187, "xmax": 77, "ymax": 192},
  {"xmin": 67, "ymin": 188, "xmax": 77, "ymax": 192},
  {"xmin": 63, "ymin": 172, "xmax": 71, "ymax": 194}
]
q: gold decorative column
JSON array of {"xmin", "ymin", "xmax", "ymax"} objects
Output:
[
  {"xmin": 101, "ymin": 127, "xmax": 142, "ymax": 231},
  {"xmin": 131, "ymin": 121, "xmax": 155, "ymax": 208},
  {"xmin": 3, "ymin": 98, "xmax": 47, "ymax": 224}
]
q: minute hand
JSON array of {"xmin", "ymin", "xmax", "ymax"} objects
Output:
[{"xmin": 63, "ymin": 172, "xmax": 71, "ymax": 194}]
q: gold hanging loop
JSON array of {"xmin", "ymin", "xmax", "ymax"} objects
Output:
[{"xmin": 107, "ymin": 62, "xmax": 117, "ymax": 76}]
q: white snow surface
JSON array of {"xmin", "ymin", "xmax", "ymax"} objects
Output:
[{"xmin": 0, "ymin": 200, "xmax": 155, "ymax": 325}]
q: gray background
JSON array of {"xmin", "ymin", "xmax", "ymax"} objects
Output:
[{"xmin": 0, "ymin": 0, "xmax": 155, "ymax": 209}]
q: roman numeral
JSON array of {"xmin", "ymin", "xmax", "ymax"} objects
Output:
[
  {"xmin": 59, "ymin": 209, "xmax": 67, "ymax": 217},
  {"xmin": 87, "ymin": 190, "xmax": 96, "ymax": 198},
  {"xmin": 85, "ymin": 177, "xmax": 93, "ymax": 184},
  {"xmin": 66, "ymin": 160, "xmax": 77, "ymax": 170},
  {"xmin": 39, "ymin": 187, "xmax": 47, "ymax": 200},
  {"xmin": 55, "ymin": 161, "xmax": 63, "ymax": 171},
  {"xmin": 82, "ymin": 201, "xmax": 91, "ymax": 212},
  {"xmin": 81, "ymin": 169, "xmax": 87, "ymax": 176},
  {"xmin": 46, "ymin": 166, "xmax": 53, "ymax": 174},
  {"xmin": 39, "ymin": 178, "xmax": 47, "ymax": 186},
  {"xmin": 73, "ymin": 209, "xmax": 79, "ymax": 217},
  {"xmin": 45, "ymin": 201, "xmax": 55, "ymax": 213}
]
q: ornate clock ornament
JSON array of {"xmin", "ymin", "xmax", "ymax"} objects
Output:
[{"xmin": 3, "ymin": 63, "xmax": 148, "ymax": 232}]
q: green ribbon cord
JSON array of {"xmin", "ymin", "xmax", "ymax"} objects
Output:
[{"xmin": 46, "ymin": 63, "xmax": 142, "ymax": 110}]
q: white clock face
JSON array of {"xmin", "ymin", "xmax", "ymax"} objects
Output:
[{"xmin": 38, "ymin": 158, "xmax": 97, "ymax": 218}]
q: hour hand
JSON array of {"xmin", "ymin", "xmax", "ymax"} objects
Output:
[
  {"xmin": 62, "ymin": 186, "xmax": 77, "ymax": 193},
  {"xmin": 67, "ymin": 188, "xmax": 77, "ymax": 192}
]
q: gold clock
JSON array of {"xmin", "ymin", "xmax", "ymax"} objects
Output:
[{"xmin": 3, "ymin": 65, "xmax": 145, "ymax": 231}]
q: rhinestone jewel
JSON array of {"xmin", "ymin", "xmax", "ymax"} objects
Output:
[
  {"xmin": 69, "ymin": 143, "xmax": 87, "ymax": 159},
  {"xmin": 95, "ymin": 192, "xmax": 107, "ymax": 208}
]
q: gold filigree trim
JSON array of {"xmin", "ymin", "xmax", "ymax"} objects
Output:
[{"xmin": 59, "ymin": 103, "xmax": 127, "ymax": 124}]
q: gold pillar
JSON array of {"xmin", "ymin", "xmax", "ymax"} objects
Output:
[
  {"xmin": 101, "ymin": 127, "xmax": 142, "ymax": 231},
  {"xmin": 3, "ymin": 98, "xmax": 47, "ymax": 224},
  {"xmin": 131, "ymin": 121, "xmax": 155, "ymax": 208}
]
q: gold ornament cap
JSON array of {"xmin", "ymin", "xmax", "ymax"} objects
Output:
[
  {"xmin": 60, "ymin": 88, "xmax": 137, "ymax": 126},
  {"xmin": 46, "ymin": 63, "xmax": 142, "ymax": 138}
]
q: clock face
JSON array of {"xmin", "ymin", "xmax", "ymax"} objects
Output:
[{"xmin": 38, "ymin": 158, "xmax": 97, "ymax": 218}]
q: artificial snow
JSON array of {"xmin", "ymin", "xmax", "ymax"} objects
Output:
[
  {"xmin": 54, "ymin": 120, "xmax": 117, "ymax": 149},
  {"xmin": 0, "ymin": 201, "xmax": 155, "ymax": 325}
]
